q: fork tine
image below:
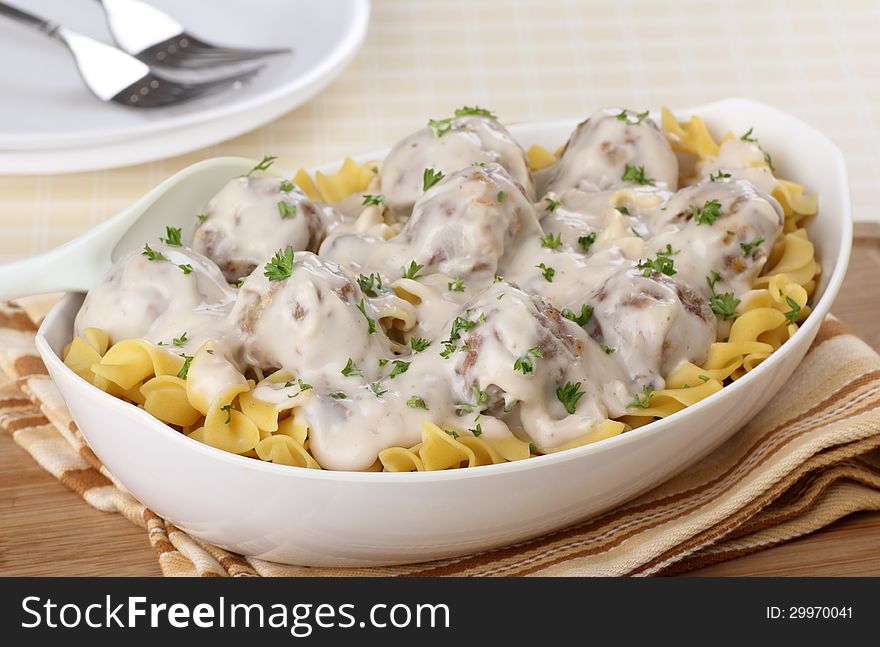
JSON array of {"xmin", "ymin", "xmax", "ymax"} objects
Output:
[
  {"xmin": 112, "ymin": 66, "xmax": 262, "ymax": 108},
  {"xmin": 137, "ymin": 33, "xmax": 290, "ymax": 70}
]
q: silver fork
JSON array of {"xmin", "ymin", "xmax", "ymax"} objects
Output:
[
  {"xmin": 0, "ymin": 2, "xmax": 261, "ymax": 108},
  {"xmin": 97, "ymin": 0, "xmax": 290, "ymax": 70}
]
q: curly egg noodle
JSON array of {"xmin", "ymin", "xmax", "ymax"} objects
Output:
[{"xmin": 64, "ymin": 107, "xmax": 820, "ymax": 472}]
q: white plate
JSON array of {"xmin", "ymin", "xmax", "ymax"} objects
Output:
[
  {"xmin": 0, "ymin": 0, "xmax": 369, "ymax": 173},
  {"xmin": 35, "ymin": 99, "xmax": 852, "ymax": 566}
]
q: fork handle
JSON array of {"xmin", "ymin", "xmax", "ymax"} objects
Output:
[{"xmin": 0, "ymin": 2, "xmax": 58, "ymax": 36}]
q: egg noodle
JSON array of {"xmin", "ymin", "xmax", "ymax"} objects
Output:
[{"xmin": 64, "ymin": 107, "xmax": 819, "ymax": 472}]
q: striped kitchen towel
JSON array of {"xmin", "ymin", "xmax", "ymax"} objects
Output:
[{"xmin": 2, "ymin": 298, "xmax": 879, "ymax": 577}]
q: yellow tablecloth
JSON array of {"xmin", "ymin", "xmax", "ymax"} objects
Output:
[{"xmin": 0, "ymin": 0, "xmax": 878, "ymax": 263}]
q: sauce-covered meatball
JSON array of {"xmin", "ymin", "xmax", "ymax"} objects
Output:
[
  {"xmin": 380, "ymin": 115, "xmax": 535, "ymax": 220},
  {"xmin": 645, "ymin": 179, "xmax": 783, "ymax": 298},
  {"xmin": 192, "ymin": 175, "xmax": 331, "ymax": 283},
  {"xmin": 74, "ymin": 243, "xmax": 234, "ymax": 350},
  {"xmin": 541, "ymin": 108, "xmax": 679, "ymax": 195},
  {"xmin": 321, "ymin": 164, "xmax": 542, "ymax": 289},
  {"xmin": 588, "ymin": 267, "xmax": 716, "ymax": 390},
  {"xmin": 230, "ymin": 251, "xmax": 392, "ymax": 381}
]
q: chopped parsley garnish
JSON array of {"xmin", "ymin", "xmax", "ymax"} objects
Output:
[
  {"xmin": 709, "ymin": 170, "xmax": 731, "ymax": 182},
  {"xmin": 616, "ymin": 205, "xmax": 631, "ymax": 215},
  {"xmin": 172, "ymin": 332, "xmax": 188, "ymax": 348},
  {"xmin": 448, "ymin": 277, "xmax": 465, "ymax": 292},
  {"xmin": 456, "ymin": 385, "xmax": 488, "ymax": 413},
  {"xmin": 514, "ymin": 346, "xmax": 544, "ymax": 374},
  {"xmin": 368, "ymin": 382, "xmax": 387, "ymax": 397},
  {"xmin": 329, "ymin": 391, "xmax": 348, "ymax": 399},
  {"xmin": 708, "ymin": 290, "xmax": 740, "ymax": 321},
  {"xmin": 556, "ymin": 381, "xmax": 585, "ymax": 414},
  {"xmin": 494, "ymin": 275, "xmax": 504, "ymax": 283},
  {"xmin": 622, "ymin": 164, "xmax": 655, "ymax": 185},
  {"xmin": 401, "ymin": 260, "xmax": 425, "ymax": 280},
  {"xmin": 469, "ymin": 423, "xmax": 482, "ymax": 437},
  {"xmin": 378, "ymin": 358, "xmax": 389, "ymax": 367},
  {"xmin": 423, "ymin": 167, "xmax": 445, "ymax": 191},
  {"xmin": 142, "ymin": 244, "xmax": 167, "ymax": 262},
  {"xmin": 448, "ymin": 313, "xmax": 483, "ymax": 343},
  {"xmin": 627, "ymin": 385, "xmax": 655, "ymax": 409},
  {"xmin": 264, "ymin": 246, "xmax": 294, "ymax": 281},
  {"xmin": 279, "ymin": 179, "xmax": 295, "ymax": 193},
  {"xmin": 236, "ymin": 277, "xmax": 246, "ymax": 288},
  {"xmin": 428, "ymin": 117, "xmax": 452, "ymax": 138},
  {"xmin": 407, "ymin": 395, "xmax": 428, "ymax": 409},
  {"xmin": 616, "ymin": 108, "xmax": 650, "ymax": 125},
  {"xmin": 707, "ymin": 270, "xmax": 722, "ymax": 292},
  {"xmin": 298, "ymin": 379, "xmax": 312, "ymax": 391},
  {"xmin": 740, "ymin": 128, "xmax": 775, "ymax": 171},
  {"xmin": 247, "ymin": 154, "xmax": 277, "ymax": 176},
  {"xmin": 357, "ymin": 272, "xmax": 385, "ymax": 297},
  {"xmin": 389, "ymin": 360, "xmax": 411, "ymax": 378},
  {"xmin": 439, "ymin": 341, "xmax": 458, "ymax": 359},
  {"xmin": 220, "ymin": 404, "xmax": 234, "ymax": 424},
  {"xmin": 278, "ymin": 201, "xmax": 297, "ymax": 219},
  {"xmin": 783, "ymin": 295, "xmax": 802, "ymax": 325},
  {"xmin": 544, "ymin": 197, "xmax": 560, "ymax": 212},
  {"xmin": 445, "ymin": 429, "xmax": 460, "ymax": 439},
  {"xmin": 362, "ymin": 194, "xmax": 385, "ymax": 206},
  {"xmin": 540, "ymin": 232, "xmax": 563, "ymax": 249},
  {"xmin": 536, "ymin": 263, "xmax": 555, "ymax": 282},
  {"xmin": 196, "ymin": 213, "xmax": 208, "ymax": 224},
  {"xmin": 161, "ymin": 226, "xmax": 183, "ymax": 246},
  {"xmin": 637, "ymin": 244, "xmax": 679, "ymax": 277},
  {"xmin": 357, "ymin": 298, "xmax": 378, "ymax": 334},
  {"xmin": 177, "ymin": 354, "xmax": 194, "ymax": 379},
  {"xmin": 178, "ymin": 264, "xmax": 193, "ymax": 275},
  {"xmin": 740, "ymin": 236, "xmax": 765, "ymax": 257},
  {"xmin": 578, "ymin": 232, "xmax": 597, "ymax": 253},
  {"xmin": 410, "ymin": 337, "xmax": 431, "ymax": 352},
  {"xmin": 562, "ymin": 303, "xmax": 593, "ymax": 326},
  {"xmin": 599, "ymin": 344, "xmax": 615, "ymax": 354},
  {"xmin": 707, "ymin": 272, "xmax": 735, "ymax": 314},
  {"xmin": 617, "ymin": 110, "xmax": 650, "ymax": 126},
  {"xmin": 691, "ymin": 198, "xmax": 722, "ymax": 226},
  {"xmin": 341, "ymin": 358, "xmax": 363, "ymax": 377},
  {"xmin": 529, "ymin": 442, "xmax": 537, "ymax": 454},
  {"xmin": 454, "ymin": 105, "xmax": 497, "ymax": 119}
]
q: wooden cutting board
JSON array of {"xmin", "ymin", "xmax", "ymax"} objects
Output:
[{"xmin": 1, "ymin": 224, "xmax": 878, "ymax": 577}]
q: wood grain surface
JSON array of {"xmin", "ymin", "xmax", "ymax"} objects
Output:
[{"xmin": 1, "ymin": 225, "xmax": 878, "ymax": 577}]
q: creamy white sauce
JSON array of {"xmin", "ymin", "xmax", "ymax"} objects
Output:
[{"xmin": 76, "ymin": 108, "xmax": 786, "ymax": 470}]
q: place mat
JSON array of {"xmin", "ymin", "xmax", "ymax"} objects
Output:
[{"xmin": 1, "ymin": 300, "xmax": 879, "ymax": 576}]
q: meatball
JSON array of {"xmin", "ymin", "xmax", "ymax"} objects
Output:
[
  {"xmin": 644, "ymin": 179, "xmax": 783, "ymax": 298},
  {"xmin": 320, "ymin": 164, "xmax": 542, "ymax": 288},
  {"xmin": 229, "ymin": 251, "xmax": 391, "ymax": 381},
  {"xmin": 588, "ymin": 267, "xmax": 716, "ymax": 390},
  {"xmin": 74, "ymin": 243, "xmax": 234, "ymax": 348},
  {"xmin": 192, "ymin": 175, "xmax": 331, "ymax": 283},
  {"xmin": 541, "ymin": 108, "xmax": 679, "ymax": 195},
  {"xmin": 380, "ymin": 114, "xmax": 535, "ymax": 220},
  {"xmin": 445, "ymin": 281, "xmax": 625, "ymax": 450}
]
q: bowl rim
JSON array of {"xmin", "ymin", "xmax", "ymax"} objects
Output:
[{"xmin": 35, "ymin": 97, "xmax": 853, "ymax": 483}]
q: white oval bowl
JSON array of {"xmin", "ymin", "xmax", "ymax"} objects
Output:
[{"xmin": 35, "ymin": 98, "xmax": 851, "ymax": 567}]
